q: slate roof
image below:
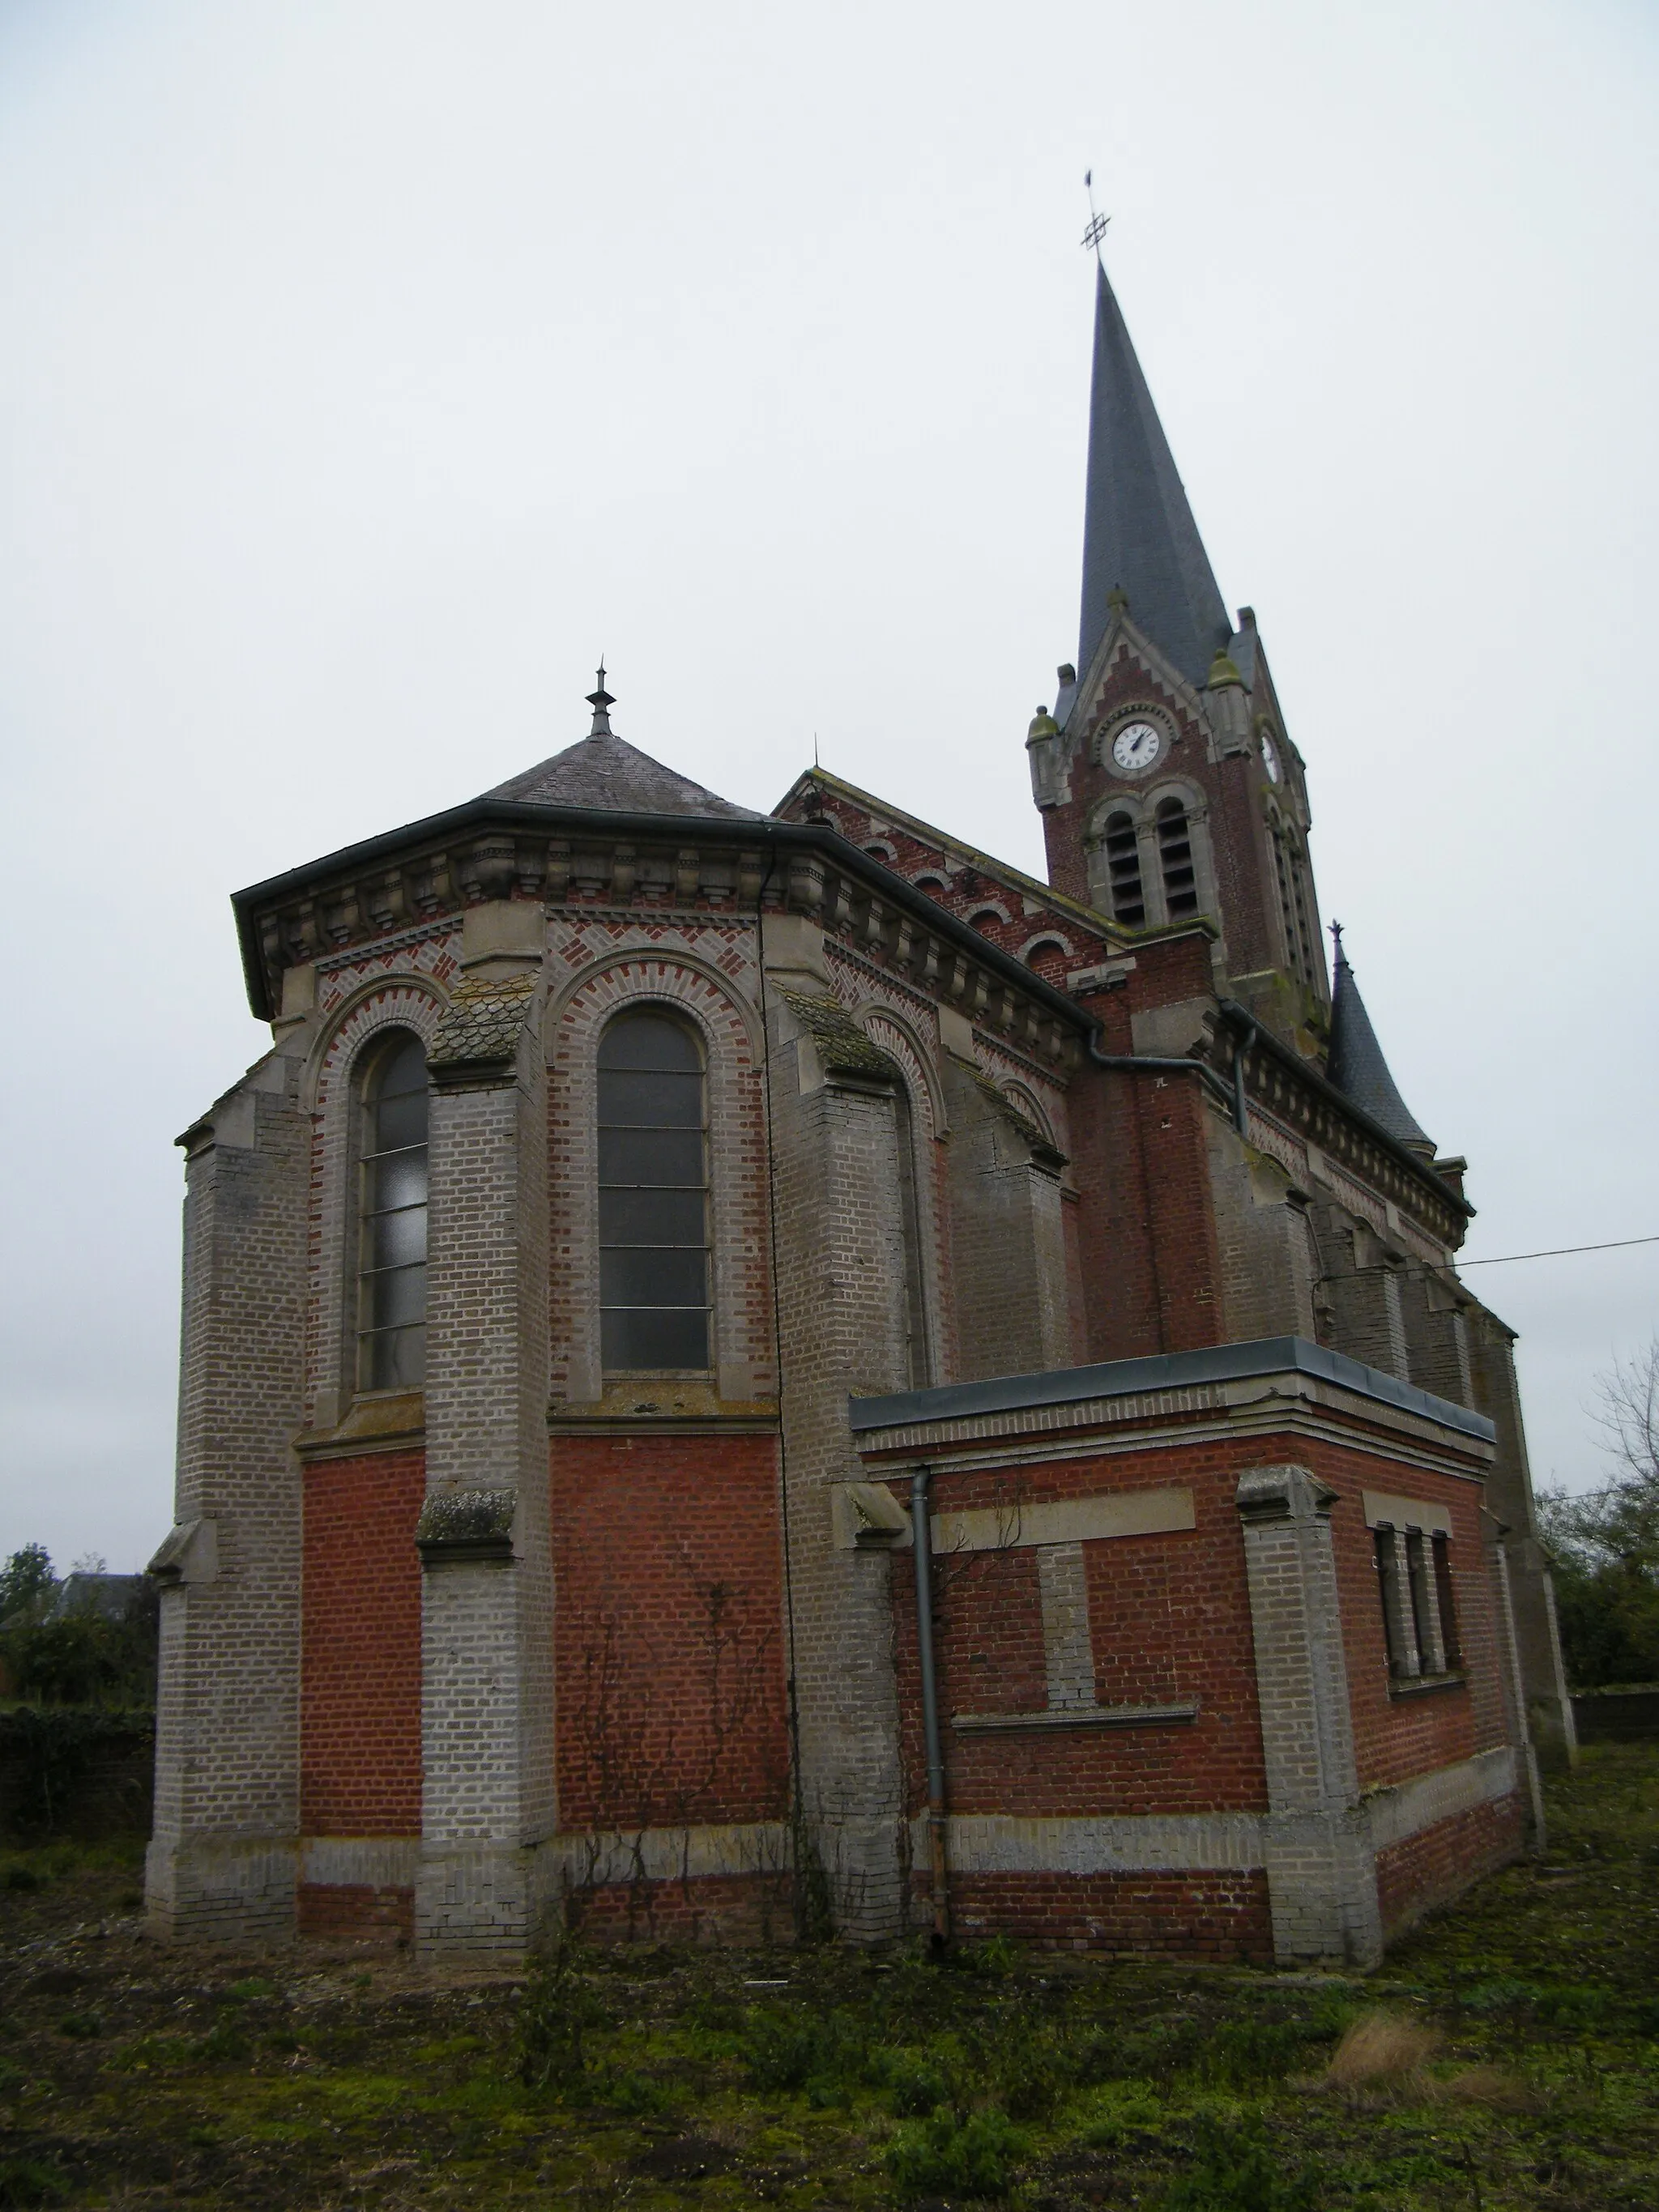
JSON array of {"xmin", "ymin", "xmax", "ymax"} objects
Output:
[
  {"xmin": 429, "ymin": 971, "xmax": 538, "ymax": 1075},
  {"xmin": 1077, "ymin": 259, "xmax": 1233, "ymax": 692},
  {"xmin": 480, "ymin": 731, "xmax": 764, "ymax": 820},
  {"xmin": 1326, "ymin": 936, "xmax": 1434, "ymax": 1153}
]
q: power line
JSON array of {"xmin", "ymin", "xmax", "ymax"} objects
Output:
[{"xmin": 1458, "ymin": 1234, "xmax": 1659, "ymax": 1268}]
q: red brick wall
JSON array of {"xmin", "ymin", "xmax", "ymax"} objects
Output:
[
  {"xmin": 301, "ymin": 1448, "xmax": 424, "ymax": 1836},
  {"xmin": 573, "ymin": 1871, "xmax": 792, "ymax": 1946},
  {"xmin": 1375, "ymin": 1793, "xmax": 1524, "ymax": 1938},
  {"xmin": 296, "ymin": 1882, "xmax": 414, "ymax": 1941},
  {"xmin": 1045, "ymin": 640, "xmax": 1282, "ymax": 982},
  {"xmin": 551, "ymin": 1433, "xmax": 790, "ymax": 1834},
  {"xmin": 945, "ymin": 1871, "xmax": 1272, "ymax": 1960},
  {"xmin": 892, "ymin": 1449, "xmax": 1270, "ymax": 1822},
  {"xmin": 1299, "ymin": 1439, "xmax": 1496, "ymax": 1791},
  {"xmin": 883, "ymin": 1430, "xmax": 1505, "ymax": 1829}
]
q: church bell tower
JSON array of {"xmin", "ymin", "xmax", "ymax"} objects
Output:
[{"xmin": 1025, "ymin": 257, "xmax": 1329, "ymax": 1051}]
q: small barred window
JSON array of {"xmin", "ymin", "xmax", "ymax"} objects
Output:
[
  {"xmin": 1156, "ymin": 799, "xmax": 1199, "ymax": 919},
  {"xmin": 356, "ymin": 1032, "xmax": 429, "ymax": 1392},
  {"xmin": 598, "ymin": 1010, "xmax": 710, "ymax": 1371},
  {"xmin": 1102, "ymin": 812, "xmax": 1145, "ymax": 926},
  {"xmin": 1432, "ymin": 1534, "xmax": 1461, "ymax": 1670}
]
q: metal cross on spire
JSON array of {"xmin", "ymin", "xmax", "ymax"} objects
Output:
[{"xmin": 1081, "ymin": 169, "xmax": 1111, "ymax": 260}]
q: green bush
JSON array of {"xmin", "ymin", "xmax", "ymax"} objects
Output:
[
  {"xmin": 885, "ymin": 2052, "xmax": 950, "ymax": 2116},
  {"xmin": 1157, "ymin": 2114, "xmax": 1315, "ymax": 2212},
  {"xmin": 514, "ymin": 1937, "xmax": 608, "ymax": 2095},
  {"xmin": 885, "ymin": 2107, "xmax": 1026, "ymax": 2199},
  {"xmin": 0, "ymin": 1709, "xmax": 155, "ymax": 1839},
  {"xmin": 741, "ymin": 2007, "xmax": 872, "ymax": 2100},
  {"xmin": 0, "ymin": 1600, "xmax": 157, "ymax": 1709},
  {"xmin": 1551, "ymin": 1557, "xmax": 1659, "ymax": 1690},
  {"xmin": 0, "ymin": 2154, "xmax": 67, "ymax": 2209}
]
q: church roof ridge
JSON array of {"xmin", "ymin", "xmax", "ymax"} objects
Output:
[
  {"xmin": 1077, "ymin": 258, "xmax": 1232, "ymax": 692},
  {"xmin": 773, "ymin": 765, "xmax": 1209, "ymax": 952},
  {"xmin": 1324, "ymin": 927, "xmax": 1435, "ymax": 1154}
]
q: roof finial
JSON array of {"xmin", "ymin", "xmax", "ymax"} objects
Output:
[
  {"xmin": 1330, "ymin": 918, "xmax": 1347, "ymax": 968},
  {"xmin": 1081, "ymin": 169, "xmax": 1110, "ymax": 263},
  {"xmin": 586, "ymin": 661, "xmax": 615, "ymax": 737}
]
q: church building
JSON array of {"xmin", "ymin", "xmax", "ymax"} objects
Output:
[{"xmin": 147, "ymin": 258, "xmax": 1574, "ymax": 1966}]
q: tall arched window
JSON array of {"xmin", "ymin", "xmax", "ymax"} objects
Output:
[
  {"xmin": 1271, "ymin": 825, "xmax": 1313, "ymax": 984},
  {"xmin": 1156, "ymin": 799, "xmax": 1199, "ymax": 919},
  {"xmin": 893, "ymin": 1088, "xmax": 931, "ymax": 1390},
  {"xmin": 356, "ymin": 1032, "xmax": 429, "ymax": 1391},
  {"xmin": 1102, "ymin": 811, "xmax": 1145, "ymax": 925},
  {"xmin": 598, "ymin": 1010, "xmax": 710, "ymax": 1371}
]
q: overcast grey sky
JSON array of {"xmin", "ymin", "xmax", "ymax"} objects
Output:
[{"xmin": 2, "ymin": 0, "xmax": 1656, "ymax": 1571}]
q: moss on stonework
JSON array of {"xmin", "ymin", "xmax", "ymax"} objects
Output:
[
  {"xmin": 778, "ymin": 992, "xmax": 902, "ymax": 1081},
  {"xmin": 429, "ymin": 972, "xmax": 538, "ymax": 1072},
  {"xmin": 414, "ymin": 1487, "xmax": 517, "ymax": 1548}
]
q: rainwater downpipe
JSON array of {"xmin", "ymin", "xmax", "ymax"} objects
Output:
[{"xmin": 909, "ymin": 1461, "xmax": 950, "ymax": 1950}]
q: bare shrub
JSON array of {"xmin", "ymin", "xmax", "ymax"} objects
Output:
[{"xmin": 1324, "ymin": 2012, "xmax": 1442, "ymax": 2099}]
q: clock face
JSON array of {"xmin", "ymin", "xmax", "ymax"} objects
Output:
[
  {"xmin": 1111, "ymin": 720, "xmax": 1162, "ymax": 774},
  {"xmin": 1260, "ymin": 733, "xmax": 1282, "ymax": 784}
]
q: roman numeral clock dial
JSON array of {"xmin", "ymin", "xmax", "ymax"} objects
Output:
[{"xmin": 1111, "ymin": 720, "xmax": 1161, "ymax": 773}]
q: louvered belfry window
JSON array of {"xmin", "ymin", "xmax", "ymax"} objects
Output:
[
  {"xmin": 1102, "ymin": 812, "xmax": 1145, "ymax": 925},
  {"xmin": 356, "ymin": 1032, "xmax": 429, "ymax": 1391},
  {"xmin": 1156, "ymin": 799, "xmax": 1199, "ymax": 919},
  {"xmin": 598, "ymin": 1010, "xmax": 711, "ymax": 1371}
]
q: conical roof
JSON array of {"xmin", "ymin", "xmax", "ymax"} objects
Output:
[
  {"xmin": 480, "ymin": 673, "xmax": 763, "ymax": 820},
  {"xmin": 1326, "ymin": 932, "xmax": 1434, "ymax": 1154},
  {"xmin": 1077, "ymin": 259, "xmax": 1231, "ymax": 690}
]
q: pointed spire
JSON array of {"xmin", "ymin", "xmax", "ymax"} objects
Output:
[
  {"xmin": 1077, "ymin": 259, "xmax": 1231, "ymax": 690},
  {"xmin": 1326, "ymin": 925, "xmax": 1435, "ymax": 1156},
  {"xmin": 586, "ymin": 663, "xmax": 616, "ymax": 736}
]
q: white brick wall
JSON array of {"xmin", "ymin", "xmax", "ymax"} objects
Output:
[
  {"xmin": 147, "ymin": 1047, "xmax": 311, "ymax": 1940},
  {"xmin": 1235, "ymin": 1463, "xmax": 1382, "ymax": 1966},
  {"xmin": 419, "ymin": 999, "xmax": 556, "ymax": 1950},
  {"xmin": 768, "ymin": 992, "xmax": 913, "ymax": 1939}
]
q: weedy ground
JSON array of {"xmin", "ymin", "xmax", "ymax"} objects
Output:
[{"xmin": 0, "ymin": 1746, "xmax": 1656, "ymax": 2210}]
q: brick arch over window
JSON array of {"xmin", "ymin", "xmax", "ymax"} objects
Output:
[
  {"xmin": 1017, "ymin": 932, "xmax": 1073, "ymax": 987},
  {"xmin": 549, "ymin": 957, "xmax": 770, "ymax": 1406},
  {"xmin": 966, "ymin": 901, "xmax": 1012, "ymax": 931},
  {"xmin": 308, "ymin": 981, "xmax": 447, "ymax": 1420},
  {"xmin": 1001, "ymin": 1080, "xmax": 1056, "ymax": 1148}
]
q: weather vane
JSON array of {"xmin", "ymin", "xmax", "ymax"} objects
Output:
[{"xmin": 1081, "ymin": 168, "xmax": 1110, "ymax": 258}]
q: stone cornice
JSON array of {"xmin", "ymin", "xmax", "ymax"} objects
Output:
[{"xmin": 232, "ymin": 802, "xmax": 1086, "ymax": 1072}]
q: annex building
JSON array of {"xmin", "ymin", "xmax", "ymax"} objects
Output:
[{"xmin": 147, "ymin": 260, "xmax": 1575, "ymax": 1966}]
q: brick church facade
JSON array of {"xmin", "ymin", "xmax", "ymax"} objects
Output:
[{"xmin": 147, "ymin": 259, "xmax": 1573, "ymax": 1965}]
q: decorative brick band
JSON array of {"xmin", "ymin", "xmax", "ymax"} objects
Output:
[
  {"xmin": 925, "ymin": 1811, "xmax": 1265, "ymax": 1874},
  {"xmin": 1363, "ymin": 1745, "xmax": 1516, "ymax": 1853}
]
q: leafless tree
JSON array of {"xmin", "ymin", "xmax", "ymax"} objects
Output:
[{"xmin": 1538, "ymin": 1335, "xmax": 1659, "ymax": 1571}]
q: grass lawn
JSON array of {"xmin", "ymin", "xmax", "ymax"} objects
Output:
[{"xmin": 1, "ymin": 1745, "xmax": 1656, "ymax": 2209}]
